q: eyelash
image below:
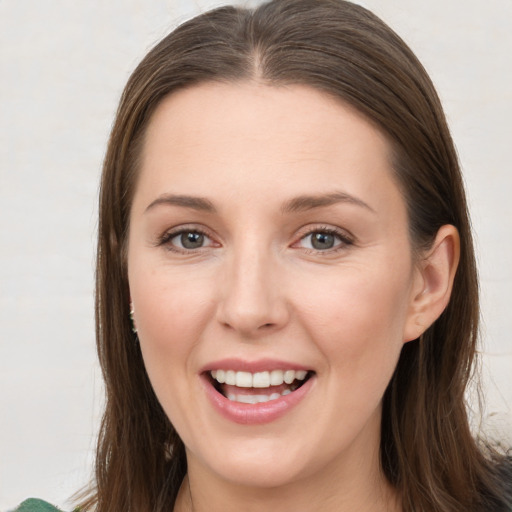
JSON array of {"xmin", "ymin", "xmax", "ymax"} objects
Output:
[{"xmin": 157, "ymin": 225, "xmax": 354, "ymax": 254}]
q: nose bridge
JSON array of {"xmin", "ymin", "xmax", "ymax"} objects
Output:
[{"xmin": 217, "ymin": 236, "xmax": 287, "ymax": 336}]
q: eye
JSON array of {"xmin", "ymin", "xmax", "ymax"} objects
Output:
[
  {"xmin": 174, "ymin": 231, "xmax": 207, "ymax": 249},
  {"xmin": 296, "ymin": 228, "xmax": 352, "ymax": 252},
  {"xmin": 159, "ymin": 228, "xmax": 216, "ymax": 251}
]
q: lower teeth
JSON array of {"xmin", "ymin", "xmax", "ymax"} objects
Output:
[{"xmin": 227, "ymin": 389, "xmax": 292, "ymax": 404}]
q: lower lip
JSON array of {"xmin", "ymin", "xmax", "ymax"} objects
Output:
[{"xmin": 201, "ymin": 374, "xmax": 315, "ymax": 425}]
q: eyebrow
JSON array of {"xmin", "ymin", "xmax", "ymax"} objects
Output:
[
  {"xmin": 281, "ymin": 191, "xmax": 375, "ymax": 214},
  {"xmin": 145, "ymin": 194, "xmax": 217, "ymax": 214},
  {"xmin": 144, "ymin": 191, "xmax": 374, "ymax": 215}
]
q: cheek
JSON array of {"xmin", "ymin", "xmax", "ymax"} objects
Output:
[
  {"xmin": 130, "ymin": 274, "xmax": 215, "ymax": 436},
  {"xmin": 293, "ymin": 268, "xmax": 411, "ymax": 444},
  {"xmin": 294, "ymin": 264, "xmax": 411, "ymax": 378},
  {"xmin": 131, "ymin": 261, "xmax": 215, "ymax": 340},
  {"xmin": 128, "ymin": 265, "xmax": 216, "ymax": 397}
]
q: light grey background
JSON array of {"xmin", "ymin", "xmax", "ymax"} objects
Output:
[{"xmin": 1, "ymin": 0, "xmax": 510, "ymax": 509}]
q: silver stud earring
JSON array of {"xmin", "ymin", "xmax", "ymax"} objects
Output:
[{"xmin": 129, "ymin": 304, "xmax": 137, "ymax": 333}]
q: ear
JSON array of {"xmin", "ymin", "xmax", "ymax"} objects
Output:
[{"xmin": 403, "ymin": 224, "xmax": 460, "ymax": 343}]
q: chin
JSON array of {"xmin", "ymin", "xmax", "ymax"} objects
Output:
[
  {"xmin": 187, "ymin": 431, "xmax": 338, "ymax": 491},
  {"xmin": 209, "ymin": 454, "xmax": 310, "ymax": 489}
]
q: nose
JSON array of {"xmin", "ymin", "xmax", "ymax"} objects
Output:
[{"xmin": 216, "ymin": 248, "xmax": 290, "ymax": 338}]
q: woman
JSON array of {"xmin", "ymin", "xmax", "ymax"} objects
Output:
[{"xmin": 17, "ymin": 0, "xmax": 511, "ymax": 510}]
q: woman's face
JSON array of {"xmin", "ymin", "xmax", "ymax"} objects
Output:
[{"xmin": 127, "ymin": 83, "xmax": 424, "ymax": 489}]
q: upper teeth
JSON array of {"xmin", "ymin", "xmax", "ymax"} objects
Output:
[{"xmin": 210, "ymin": 369, "xmax": 308, "ymax": 388}]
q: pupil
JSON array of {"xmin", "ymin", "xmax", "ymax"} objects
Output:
[
  {"xmin": 181, "ymin": 232, "xmax": 204, "ymax": 249},
  {"xmin": 312, "ymin": 232, "xmax": 334, "ymax": 250}
]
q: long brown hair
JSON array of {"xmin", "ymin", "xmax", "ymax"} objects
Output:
[{"xmin": 79, "ymin": 1, "xmax": 511, "ymax": 510}]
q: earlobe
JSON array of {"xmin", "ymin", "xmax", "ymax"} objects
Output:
[{"xmin": 404, "ymin": 225, "xmax": 460, "ymax": 342}]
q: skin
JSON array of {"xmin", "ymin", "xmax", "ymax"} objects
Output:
[{"xmin": 127, "ymin": 82, "xmax": 459, "ymax": 512}]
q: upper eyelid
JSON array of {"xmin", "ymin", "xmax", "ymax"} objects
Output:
[
  {"xmin": 295, "ymin": 224, "xmax": 354, "ymax": 242},
  {"xmin": 161, "ymin": 224, "xmax": 214, "ymax": 238}
]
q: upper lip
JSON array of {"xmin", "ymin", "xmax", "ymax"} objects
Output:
[{"xmin": 200, "ymin": 358, "xmax": 312, "ymax": 374}]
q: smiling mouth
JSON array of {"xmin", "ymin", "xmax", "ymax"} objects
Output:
[{"xmin": 208, "ymin": 369, "xmax": 314, "ymax": 404}]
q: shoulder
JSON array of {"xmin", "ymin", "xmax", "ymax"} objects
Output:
[
  {"xmin": 14, "ymin": 498, "xmax": 77, "ymax": 512},
  {"xmin": 494, "ymin": 455, "xmax": 512, "ymax": 511}
]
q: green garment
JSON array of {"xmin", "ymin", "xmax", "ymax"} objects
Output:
[
  {"xmin": 15, "ymin": 498, "xmax": 74, "ymax": 512},
  {"xmin": 14, "ymin": 496, "xmax": 512, "ymax": 511}
]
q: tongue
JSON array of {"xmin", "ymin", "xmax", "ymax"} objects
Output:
[{"xmin": 221, "ymin": 382, "xmax": 294, "ymax": 396}]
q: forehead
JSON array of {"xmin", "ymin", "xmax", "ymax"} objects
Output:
[
  {"xmin": 135, "ymin": 82, "xmax": 402, "ymax": 217},
  {"xmin": 143, "ymin": 81, "xmax": 391, "ymax": 162}
]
